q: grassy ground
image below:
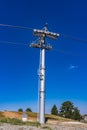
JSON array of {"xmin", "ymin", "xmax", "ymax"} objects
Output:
[
  {"xmin": 0, "ymin": 111, "xmax": 73, "ymax": 123},
  {"xmin": 45, "ymin": 114, "xmax": 72, "ymax": 121},
  {"xmin": 0, "ymin": 111, "xmax": 87, "ymax": 129},
  {"xmin": 0, "ymin": 118, "xmax": 40, "ymax": 126},
  {"xmin": 0, "ymin": 112, "xmax": 5, "ymax": 119}
]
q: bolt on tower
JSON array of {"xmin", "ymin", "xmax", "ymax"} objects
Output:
[{"xmin": 30, "ymin": 24, "xmax": 59, "ymax": 124}]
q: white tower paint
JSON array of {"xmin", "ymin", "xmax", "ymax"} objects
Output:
[{"xmin": 30, "ymin": 24, "xmax": 59, "ymax": 124}]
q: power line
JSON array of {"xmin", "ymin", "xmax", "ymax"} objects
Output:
[
  {"xmin": 0, "ymin": 40, "xmax": 29, "ymax": 46},
  {"xmin": 1, "ymin": 23, "xmax": 87, "ymax": 44},
  {"xmin": 52, "ymin": 48, "xmax": 87, "ymax": 58},
  {"xmin": 0, "ymin": 40, "xmax": 87, "ymax": 58},
  {"xmin": 0, "ymin": 24, "xmax": 33, "ymax": 30},
  {"xmin": 60, "ymin": 33, "xmax": 87, "ymax": 44},
  {"xmin": 0, "ymin": 23, "xmax": 87, "ymax": 58}
]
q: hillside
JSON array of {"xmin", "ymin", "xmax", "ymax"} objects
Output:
[
  {"xmin": 0, "ymin": 111, "xmax": 74, "ymax": 123},
  {"xmin": 0, "ymin": 111, "xmax": 87, "ymax": 129}
]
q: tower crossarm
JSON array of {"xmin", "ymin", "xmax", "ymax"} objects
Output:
[
  {"xmin": 33, "ymin": 29, "xmax": 59, "ymax": 39},
  {"xmin": 30, "ymin": 43, "xmax": 52, "ymax": 50}
]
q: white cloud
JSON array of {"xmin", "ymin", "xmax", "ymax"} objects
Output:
[{"xmin": 69, "ymin": 65, "xmax": 78, "ymax": 70}]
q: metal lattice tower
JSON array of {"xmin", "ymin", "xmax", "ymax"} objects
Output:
[{"xmin": 30, "ymin": 24, "xmax": 59, "ymax": 124}]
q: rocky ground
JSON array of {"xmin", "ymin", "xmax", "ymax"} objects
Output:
[
  {"xmin": 0, "ymin": 123, "xmax": 87, "ymax": 130},
  {"xmin": 0, "ymin": 123, "xmax": 40, "ymax": 130}
]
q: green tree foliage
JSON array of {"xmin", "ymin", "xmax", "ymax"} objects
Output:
[
  {"xmin": 51, "ymin": 104, "xmax": 58, "ymax": 115},
  {"xmin": 59, "ymin": 101, "xmax": 82, "ymax": 120},
  {"xmin": 18, "ymin": 108, "xmax": 23, "ymax": 112},
  {"xmin": 72, "ymin": 107, "xmax": 82, "ymax": 120},
  {"xmin": 60, "ymin": 101, "xmax": 74, "ymax": 118},
  {"xmin": 26, "ymin": 108, "xmax": 32, "ymax": 112}
]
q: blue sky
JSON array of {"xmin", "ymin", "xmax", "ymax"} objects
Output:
[{"xmin": 0, "ymin": 0, "xmax": 87, "ymax": 114}]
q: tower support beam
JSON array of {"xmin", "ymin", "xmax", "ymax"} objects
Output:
[
  {"xmin": 30, "ymin": 25, "xmax": 59, "ymax": 124},
  {"xmin": 39, "ymin": 48, "xmax": 45, "ymax": 124}
]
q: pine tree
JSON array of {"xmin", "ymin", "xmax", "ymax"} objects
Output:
[{"xmin": 51, "ymin": 104, "xmax": 58, "ymax": 115}]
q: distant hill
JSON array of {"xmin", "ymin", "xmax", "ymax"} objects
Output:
[
  {"xmin": 0, "ymin": 111, "xmax": 73, "ymax": 123},
  {"xmin": 0, "ymin": 111, "xmax": 87, "ymax": 128}
]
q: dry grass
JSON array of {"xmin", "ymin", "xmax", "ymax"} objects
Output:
[
  {"xmin": 0, "ymin": 112, "xmax": 5, "ymax": 119},
  {"xmin": 45, "ymin": 114, "xmax": 72, "ymax": 121},
  {"xmin": 0, "ymin": 111, "xmax": 37, "ymax": 121},
  {"xmin": 0, "ymin": 111, "xmax": 87, "ymax": 128},
  {"xmin": 0, "ymin": 111, "xmax": 80, "ymax": 123},
  {"xmin": 2, "ymin": 111, "xmax": 22, "ymax": 119}
]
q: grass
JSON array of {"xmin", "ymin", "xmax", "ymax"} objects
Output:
[
  {"xmin": 45, "ymin": 114, "xmax": 72, "ymax": 121},
  {"xmin": 0, "ymin": 111, "xmax": 73, "ymax": 125},
  {"xmin": 0, "ymin": 118, "xmax": 22, "ymax": 125},
  {"xmin": 41, "ymin": 126, "xmax": 52, "ymax": 130},
  {"xmin": 0, "ymin": 112, "xmax": 5, "ymax": 119},
  {"xmin": 0, "ymin": 118, "xmax": 40, "ymax": 127},
  {"xmin": 25, "ymin": 111, "xmax": 37, "ymax": 117},
  {"xmin": 24, "ymin": 112, "xmax": 72, "ymax": 121},
  {"xmin": 10, "ymin": 111, "xmax": 37, "ymax": 118}
]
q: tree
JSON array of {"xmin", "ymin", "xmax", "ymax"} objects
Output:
[
  {"xmin": 18, "ymin": 108, "xmax": 23, "ymax": 112},
  {"xmin": 59, "ymin": 101, "xmax": 82, "ymax": 120},
  {"xmin": 59, "ymin": 101, "xmax": 74, "ymax": 118},
  {"xmin": 51, "ymin": 104, "xmax": 58, "ymax": 115},
  {"xmin": 72, "ymin": 107, "xmax": 82, "ymax": 120},
  {"xmin": 26, "ymin": 108, "xmax": 32, "ymax": 112}
]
